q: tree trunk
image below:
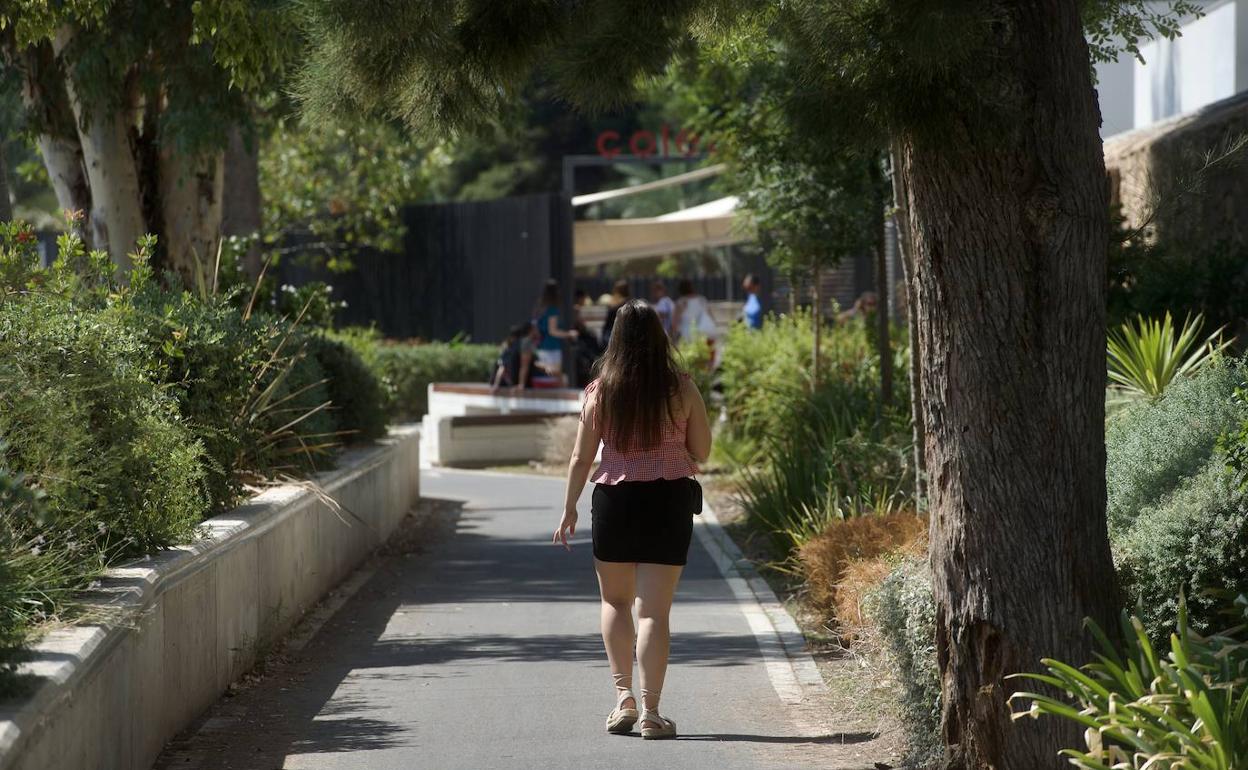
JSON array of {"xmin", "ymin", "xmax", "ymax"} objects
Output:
[
  {"xmin": 891, "ymin": 141, "xmax": 926, "ymax": 503},
  {"xmin": 53, "ymin": 28, "xmax": 144, "ymax": 270},
  {"xmin": 10, "ymin": 42, "xmax": 94, "ymax": 242},
  {"xmin": 222, "ymin": 125, "xmax": 264, "ymax": 279},
  {"xmin": 871, "ymin": 159, "xmax": 893, "ymax": 408},
  {"xmin": 811, "ymin": 265, "xmax": 822, "ymax": 388},
  {"xmin": 160, "ymin": 148, "xmax": 225, "ymax": 287},
  {"xmin": 900, "ymin": 4, "xmax": 1118, "ymax": 768},
  {"xmin": 0, "ymin": 148, "xmax": 11, "ymax": 223}
]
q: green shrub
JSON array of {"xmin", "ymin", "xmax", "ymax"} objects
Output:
[
  {"xmin": 307, "ymin": 333, "xmax": 388, "ymax": 443},
  {"xmin": 1106, "ymin": 312, "xmax": 1229, "ymax": 407},
  {"xmin": 122, "ymin": 288, "xmax": 260, "ymax": 511},
  {"xmin": 250, "ymin": 322, "xmax": 339, "ymax": 474},
  {"xmin": 0, "ymin": 460, "xmax": 42, "ymax": 694},
  {"xmin": 867, "ymin": 556, "xmax": 942, "ymax": 768},
  {"xmin": 675, "ymin": 333, "xmax": 715, "ymax": 406},
  {"xmin": 1114, "ymin": 460, "xmax": 1248, "ymax": 641},
  {"xmin": 1012, "ymin": 595, "xmax": 1248, "ymax": 769},
  {"xmin": 740, "ymin": 378, "xmax": 912, "ymax": 553},
  {"xmin": 0, "ymin": 297, "xmax": 209, "ymax": 557},
  {"xmin": 1105, "ymin": 360, "xmax": 1242, "ymax": 535},
  {"xmin": 334, "ymin": 328, "xmax": 497, "ymax": 420}
]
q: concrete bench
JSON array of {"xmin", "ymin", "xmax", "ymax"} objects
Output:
[{"xmin": 421, "ymin": 383, "xmax": 583, "ymax": 467}]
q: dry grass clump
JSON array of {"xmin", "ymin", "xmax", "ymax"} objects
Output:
[
  {"xmin": 797, "ymin": 513, "xmax": 927, "ymax": 627},
  {"xmin": 540, "ymin": 415, "xmax": 581, "ymax": 467}
]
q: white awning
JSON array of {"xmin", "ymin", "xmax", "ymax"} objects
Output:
[{"xmin": 573, "ymin": 196, "xmax": 746, "ymax": 266}]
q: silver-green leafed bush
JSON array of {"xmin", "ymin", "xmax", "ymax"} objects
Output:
[
  {"xmin": 1105, "ymin": 359, "xmax": 1242, "ymax": 535},
  {"xmin": 867, "ymin": 556, "xmax": 942, "ymax": 769},
  {"xmin": 1115, "ymin": 460, "xmax": 1248, "ymax": 641}
]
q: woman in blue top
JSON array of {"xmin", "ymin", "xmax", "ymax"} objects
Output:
[{"xmin": 535, "ymin": 279, "xmax": 578, "ymax": 382}]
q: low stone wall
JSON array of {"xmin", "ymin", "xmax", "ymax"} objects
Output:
[{"xmin": 0, "ymin": 425, "xmax": 421, "ymax": 770}]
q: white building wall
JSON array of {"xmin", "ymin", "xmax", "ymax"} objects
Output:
[{"xmin": 1096, "ymin": 0, "xmax": 1242, "ymax": 137}]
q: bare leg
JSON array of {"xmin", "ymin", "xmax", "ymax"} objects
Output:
[
  {"xmin": 635, "ymin": 563, "xmax": 683, "ymax": 727},
  {"xmin": 594, "ymin": 558, "xmax": 637, "ymax": 709}
]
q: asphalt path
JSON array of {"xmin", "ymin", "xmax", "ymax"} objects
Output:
[{"xmin": 154, "ymin": 469, "xmax": 881, "ymax": 770}]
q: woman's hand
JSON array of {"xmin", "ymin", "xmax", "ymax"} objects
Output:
[{"xmin": 552, "ymin": 508, "xmax": 578, "ymax": 551}]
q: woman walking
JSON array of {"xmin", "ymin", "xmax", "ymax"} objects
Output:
[{"xmin": 553, "ymin": 299, "xmax": 712, "ymax": 740}]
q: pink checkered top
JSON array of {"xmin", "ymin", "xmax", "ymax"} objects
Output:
[{"xmin": 582, "ymin": 378, "xmax": 698, "ymax": 484}]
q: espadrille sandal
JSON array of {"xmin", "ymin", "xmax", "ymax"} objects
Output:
[
  {"xmin": 606, "ymin": 675, "xmax": 638, "ymax": 734},
  {"xmin": 639, "ymin": 710, "xmax": 677, "ymax": 740}
]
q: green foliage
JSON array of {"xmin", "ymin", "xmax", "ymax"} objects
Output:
[
  {"xmin": 867, "ymin": 556, "xmax": 942, "ymax": 768},
  {"xmin": 0, "ymin": 294, "xmax": 209, "ymax": 557},
  {"xmin": 1082, "ymin": 0, "xmax": 1204, "ymax": 66},
  {"xmin": 1115, "ymin": 462, "xmax": 1248, "ymax": 642},
  {"xmin": 1107, "ymin": 312, "xmax": 1229, "ymax": 404},
  {"xmin": 740, "ymin": 377, "xmax": 913, "ymax": 554},
  {"xmin": 260, "ymin": 120, "xmax": 434, "ymax": 270},
  {"xmin": 1108, "ymin": 232, "xmax": 1248, "ymax": 338},
  {"xmin": 718, "ymin": 310, "xmax": 897, "ymax": 452},
  {"xmin": 1011, "ymin": 595, "xmax": 1248, "ymax": 770},
  {"xmin": 724, "ymin": 312, "xmax": 913, "ymax": 553},
  {"xmin": 331, "ymin": 328, "xmax": 497, "ymax": 421},
  {"xmin": 0, "ymin": 458, "xmax": 43, "ymax": 693},
  {"xmin": 1106, "ymin": 360, "xmax": 1248, "ymax": 640},
  {"xmin": 674, "ymin": 333, "xmax": 716, "ymax": 407},
  {"xmin": 1105, "ymin": 360, "xmax": 1242, "ymax": 535},
  {"xmin": 306, "ymin": 334, "xmax": 388, "ymax": 443},
  {"xmin": 122, "ymin": 285, "xmax": 259, "ymax": 511},
  {"xmin": 2, "ymin": 0, "xmax": 298, "ymax": 156}
]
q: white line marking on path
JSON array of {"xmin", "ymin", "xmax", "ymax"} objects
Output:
[{"xmin": 693, "ymin": 502, "xmax": 826, "ymax": 705}]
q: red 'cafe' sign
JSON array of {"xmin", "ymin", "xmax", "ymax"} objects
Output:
[{"xmin": 596, "ymin": 124, "xmax": 715, "ymax": 158}]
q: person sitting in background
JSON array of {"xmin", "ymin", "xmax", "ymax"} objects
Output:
[
  {"xmin": 837, "ymin": 291, "xmax": 878, "ymax": 324},
  {"xmin": 600, "ymin": 279, "xmax": 630, "ymax": 348},
  {"xmin": 673, "ymin": 279, "xmax": 721, "ymax": 368},
  {"xmin": 740, "ymin": 274, "xmax": 763, "ymax": 330},
  {"xmin": 651, "ymin": 280, "xmax": 675, "ymax": 337},
  {"xmin": 571, "ymin": 289, "xmax": 603, "ymax": 387},
  {"xmin": 491, "ymin": 322, "xmax": 539, "ymax": 393},
  {"xmin": 535, "ymin": 279, "xmax": 578, "ymax": 383}
]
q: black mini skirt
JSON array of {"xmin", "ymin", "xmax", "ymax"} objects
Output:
[{"xmin": 591, "ymin": 478, "xmax": 695, "ymax": 566}]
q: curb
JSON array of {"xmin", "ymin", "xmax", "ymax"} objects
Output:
[{"xmin": 692, "ymin": 501, "xmax": 826, "ymax": 704}]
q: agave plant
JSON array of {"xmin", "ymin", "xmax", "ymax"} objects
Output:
[
  {"xmin": 1107, "ymin": 312, "xmax": 1230, "ymax": 403},
  {"xmin": 1010, "ymin": 596, "xmax": 1248, "ymax": 770}
]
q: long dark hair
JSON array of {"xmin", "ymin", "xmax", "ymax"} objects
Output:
[
  {"xmin": 593, "ymin": 299, "xmax": 684, "ymax": 450},
  {"xmin": 538, "ymin": 279, "xmax": 559, "ymax": 309}
]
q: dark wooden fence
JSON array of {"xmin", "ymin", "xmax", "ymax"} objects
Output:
[{"xmin": 279, "ymin": 193, "xmax": 574, "ymax": 344}]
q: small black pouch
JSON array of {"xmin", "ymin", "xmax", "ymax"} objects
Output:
[{"xmin": 683, "ymin": 477, "xmax": 703, "ymax": 515}]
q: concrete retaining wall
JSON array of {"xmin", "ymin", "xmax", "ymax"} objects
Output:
[{"xmin": 0, "ymin": 425, "xmax": 421, "ymax": 770}]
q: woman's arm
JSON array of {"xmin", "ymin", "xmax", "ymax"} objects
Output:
[
  {"xmin": 683, "ymin": 378, "xmax": 712, "ymax": 463},
  {"xmin": 554, "ymin": 395, "xmax": 602, "ymax": 549},
  {"xmin": 546, "ymin": 314, "xmax": 579, "ymax": 340},
  {"xmin": 516, "ymin": 349, "xmax": 533, "ymax": 388}
]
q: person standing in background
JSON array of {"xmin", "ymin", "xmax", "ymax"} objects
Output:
[
  {"xmin": 741, "ymin": 274, "xmax": 763, "ymax": 331},
  {"xmin": 535, "ymin": 279, "xmax": 578, "ymax": 383},
  {"xmin": 650, "ymin": 280, "xmax": 675, "ymax": 338},
  {"xmin": 600, "ymin": 279, "xmax": 630, "ymax": 348}
]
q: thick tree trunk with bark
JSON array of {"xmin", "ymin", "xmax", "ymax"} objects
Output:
[
  {"xmin": 891, "ymin": 144, "xmax": 925, "ymax": 502},
  {"xmin": 54, "ymin": 29, "xmax": 143, "ymax": 269},
  {"xmin": 160, "ymin": 148, "xmax": 225, "ymax": 286},
  {"xmin": 222, "ymin": 125, "xmax": 264, "ymax": 278},
  {"xmin": 899, "ymin": 4, "xmax": 1119, "ymax": 768}
]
